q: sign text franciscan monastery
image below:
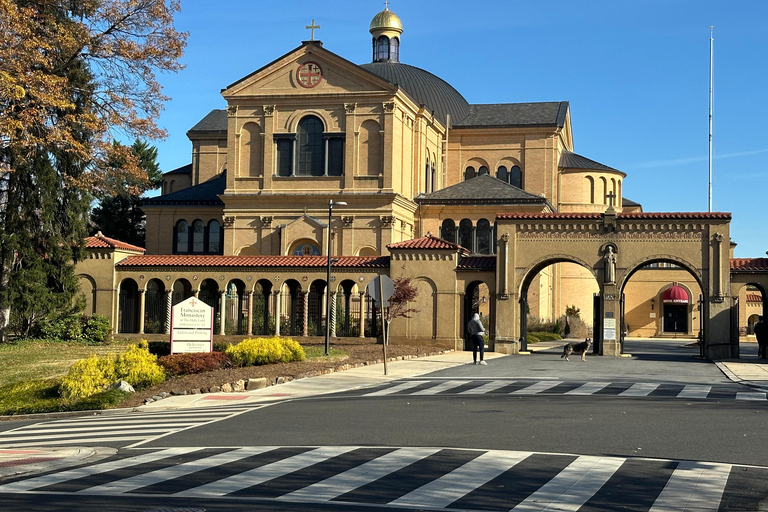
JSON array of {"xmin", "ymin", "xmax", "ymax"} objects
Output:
[{"xmin": 170, "ymin": 296, "xmax": 213, "ymax": 354}]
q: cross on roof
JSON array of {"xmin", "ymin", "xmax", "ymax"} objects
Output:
[
  {"xmin": 384, "ymin": 0, "xmax": 390, "ymax": 9},
  {"xmin": 605, "ymin": 191, "xmax": 616, "ymax": 207},
  {"xmin": 305, "ymin": 19, "xmax": 320, "ymax": 40}
]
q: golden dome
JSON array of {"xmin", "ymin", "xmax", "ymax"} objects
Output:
[{"xmin": 369, "ymin": 9, "xmax": 403, "ymax": 34}]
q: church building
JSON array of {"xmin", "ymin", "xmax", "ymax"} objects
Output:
[{"xmin": 77, "ymin": 7, "xmax": 767, "ymax": 358}]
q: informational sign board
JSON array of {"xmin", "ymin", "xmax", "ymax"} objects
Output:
[
  {"xmin": 603, "ymin": 317, "xmax": 616, "ymax": 341},
  {"xmin": 366, "ymin": 275, "xmax": 394, "ymax": 307},
  {"xmin": 170, "ymin": 296, "xmax": 213, "ymax": 354}
]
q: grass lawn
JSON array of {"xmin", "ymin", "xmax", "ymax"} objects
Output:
[{"xmin": 0, "ymin": 338, "xmax": 135, "ymax": 388}]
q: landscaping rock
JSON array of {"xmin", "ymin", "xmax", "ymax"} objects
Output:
[
  {"xmin": 110, "ymin": 380, "xmax": 135, "ymax": 393},
  {"xmin": 221, "ymin": 383, "xmax": 233, "ymax": 393},
  {"xmin": 152, "ymin": 395, "xmax": 163, "ymax": 401},
  {"xmin": 208, "ymin": 385, "xmax": 221, "ymax": 393},
  {"xmin": 233, "ymin": 379, "xmax": 245, "ymax": 392},
  {"xmin": 159, "ymin": 392, "xmax": 169, "ymax": 398},
  {"xmin": 190, "ymin": 388, "xmax": 200, "ymax": 394},
  {"xmin": 171, "ymin": 390, "xmax": 187, "ymax": 396},
  {"xmin": 246, "ymin": 378, "xmax": 267, "ymax": 390}
]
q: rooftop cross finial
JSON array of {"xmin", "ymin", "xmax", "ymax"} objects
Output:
[
  {"xmin": 384, "ymin": 0, "xmax": 389, "ymax": 10},
  {"xmin": 305, "ymin": 19, "xmax": 320, "ymax": 40},
  {"xmin": 605, "ymin": 191, "xmax": 617, "ymax": 208}
]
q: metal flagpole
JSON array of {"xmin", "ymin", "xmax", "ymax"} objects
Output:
[{"xmin": 709, "ymin": 25, "xmax": 714, "ymax": 212}]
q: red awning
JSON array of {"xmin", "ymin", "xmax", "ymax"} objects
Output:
[{"xmin": 662, "ymin": 285, "xmax": 689, "ymax": 304}]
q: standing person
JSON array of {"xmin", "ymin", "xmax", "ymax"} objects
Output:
[
  {"xmin": 467, "ymin": 313, "xmax": 487, "ymax": 365},
  {"xmin": 755, "ymin": 316, "xmax": 767, "ymax": 359}
]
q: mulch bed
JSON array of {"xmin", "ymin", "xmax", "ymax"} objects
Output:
[{"xmin": 119, "ymin": 343, "xmax": 451, "ymax": 409}]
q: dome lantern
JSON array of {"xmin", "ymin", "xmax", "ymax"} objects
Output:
[{"xmin": 369, "ymin": 6, "xmax": 402, "ymax": 63}]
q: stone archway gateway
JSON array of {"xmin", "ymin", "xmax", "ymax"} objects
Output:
[{"xmin": 493, "ymin": 210, "xmax": 734, "ymax": 359}]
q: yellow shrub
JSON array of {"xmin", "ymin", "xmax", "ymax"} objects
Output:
[
  {"xmin": 226, "ymin": 337, "xmax": 306, "ymax": 366},
  {"xmin": 114, "ymin": 343, "xmax": 166, "ymax": 389},
  {"xmin": 59, "ymin": 354, "xmax": 116, "ymax": 400}
]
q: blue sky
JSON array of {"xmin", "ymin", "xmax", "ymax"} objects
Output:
[{"xmin": 149, "ymin": 0, "xmax": 768, "ymax": 258}]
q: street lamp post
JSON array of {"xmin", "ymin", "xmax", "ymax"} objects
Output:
[{"xmin": 325, "ymin": 199, "xmax": 346, "ymax": 356}]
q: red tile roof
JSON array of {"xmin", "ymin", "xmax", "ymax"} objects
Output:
[
  {"xmin": 116, "ymin": 254, "xmax": 390, "ymax": 269},
  {"xmin": 496, "ymin": 212, "xmax": 731, "ymax": 221},
  {"xmin": 457, "ymin": 256, "xmax": 496, "ymax": 270},
  {"xmin": 85, "ymin": 233, "xmax": 145, "ymax": 253},
  {"xmin": 387, "ymin": 235, "xmax": 468, "ymax": 252},
  {"xmin": 731, "ymin": 258, "xmax": 768, "ymax": 271},
  {"xmin": 746, "ymin": 293, "xmax": 764, "ymax": 303}
]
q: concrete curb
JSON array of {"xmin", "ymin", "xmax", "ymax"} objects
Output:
[
  {"xmin": 0, "ymin": 446, "xmax": 116, "ymax": 481},
  {"xmin": 713, "ymin": 361, "xmax": 768, "ymax": 393}
]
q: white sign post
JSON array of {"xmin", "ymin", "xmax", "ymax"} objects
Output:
[{"xmin": 170, "ymin": 296, "xmax": 213, "ymax": 354}]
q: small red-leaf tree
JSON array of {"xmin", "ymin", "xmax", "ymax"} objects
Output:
[{"xmin": 382, "ymin": 277, "xmax": 419, "ymax": 344}]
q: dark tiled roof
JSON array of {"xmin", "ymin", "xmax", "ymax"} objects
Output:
[
  {"xmin": 142, "ymin": 174, "xmax": 225, "ymax": 207},
  {"xmin": 85, "ymin": 233, "xmax": 145, "ymax": 253},
  {"xmin": 187, "ymin": 109, "xmax": 227, "ymax": 135},
  {"xmin": 622, "ymin": 197, "xmax": 640, "ymax": 207},
  {"xmin": 457, "ymin": 256, "xmax": 496, "ymax": 271},
  {"xmin": 559, "ymin": 151, "xmax": 618, "ymax": 172},
  {"xmin": 117, "ymin": 255, "xmax": 390, "ymax": 269},
  {"xmin": 454, "ymin": 101, "xmax": 569, "ymax": 128},
  {"xmin": 359, "ymin": 61, "xmax": 470, "ymax": 125},
  {"xmin": 497, "ymin": 212, "xmax": 731, "ymax": 221},
  {"xmin": 731, "ymin": 258, "xmax": 768, "ymax": 271},
  {"xmin": 164, "ymin": 163, "xmax": 192, "ymax": 176},
  {"xmin": 416, "ymin": 174, "xmax": 549, "ymax": 205},
  {"xmin": 387, "ymin": 235, "xmax": 468, "ymax": 252}
]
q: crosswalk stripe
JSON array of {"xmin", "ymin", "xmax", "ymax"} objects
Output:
[
  {"xmin": 390, "ymin": 450, "xmax": 531, "ymax": 508},
  {"xmin": 80, "ymin": 447, "xmax": 274, "ymax": 494},
  {"xmin": 511, "ymin": 455, "xmax": 625, "ymax": 511},
  {"xmin": 565, "ymin": 382, "xmax": 609, "ymax": 395},
  {"xmin": 1, "ymin": 423, "xmax": 201, "ymax": 435},
  {"xmin": 736, "ymin": 392, "xmax": 767, "ymax": 401},
  {"xmin": 44, "ymin": 411, "xmax": 246, "ymax": 424},
  {"xmin": 511, "ymin": 381, "xmax": 561, "ymax": 395},
  {"xmin": 677, "ymin": 385, "xmax": 712, "ymax": 399},
  {"xmin": 176, "ymin": 446, "xmax": 359, "ymax": 497},
  {"xmin": 459, "ymin": 380, "xmax": 513, "ymax": 395},
  {"xmin": 280, "ymin": 447, "xmax": 441, "ymax": 502},
  {"xmin": 0, "ymin": 447, "xmax": 203, "ymax": 493},
  {"xmin": 648, "ymin": 461, "xmax": 731, "ymax": 512},
  {"xmin": 0, "ymin": 436, "xmax": 149, "ymax": 448},
  {"xmin": 620, "ymin": 383, "xmax": 660, "ymax": 397},
  {"xmin": 410, "ymin": 380, "xmax": 466, "ymax": 395},
  {"xmin": 0, "ymin": 429, "xmax": 180, "ymax": 443},
  {"xmin": 364, "ymin": 381, "xmax": 424, "ymax": 396}
]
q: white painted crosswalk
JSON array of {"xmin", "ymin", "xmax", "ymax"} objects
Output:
[
  {"xmin": 0, "ymin": 404, "xmax": 255, "ymax": 449},
  {"xmin": 0, "ymin": 445, "xmax": 758, "ymax": 511},
  {"xmin": 359, "ymin": 379, "xmax": 767, "ymax": 402}
]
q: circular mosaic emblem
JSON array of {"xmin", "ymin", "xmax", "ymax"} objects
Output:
[{"xmin": 297, "ymin": 61, "xmax": 322, "ymax": 88}]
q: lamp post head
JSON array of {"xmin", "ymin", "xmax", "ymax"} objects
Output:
[{"xmin": 329, "ymin": 200, "xmax": 347, "ymax": 208}]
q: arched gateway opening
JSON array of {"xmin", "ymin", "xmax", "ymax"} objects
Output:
[{"xmin": 493, "ymin": 211, "xmax": 734, "ymax": 359}]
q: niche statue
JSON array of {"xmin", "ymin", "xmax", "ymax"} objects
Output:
[{"xmin": 604, "ymin": 246, "xmax": 617, "ymax": 284}]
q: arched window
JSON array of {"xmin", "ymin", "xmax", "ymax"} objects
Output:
[
  {"xmin": 600, "ymin": 177, "xmax": 608, "ymax": 204},
  {"xmin": 464, "ymin": 166, "xmax": 476, "ymax": 181},
  {"xmin": 441, "ymin": 219, "xmax": 456, "ymax": 243},
  {"xmin": 425, "ymin": 154, "xmax": 431, "ymax": 193},
  {"xmin": 478, "ymin": 166, "xmax": 489, "ymax": 176},
  {"xmin": 509, "ymin": 165, "xmax": 522, "ymax": 188},
  {"xmin": 297, "ymin": 116, "xmax": 324, "ymax": 176},
  {"xmin": 497, "ymin": 166, "xmax": 508, "ymax": 183},
  {"xmin": 208, "ymin": 220, "xmax": 221, "ymax": 254},
  {"xmin": 586, "ymin": 176, "xmax": 595, "ymax": 203},
  {"xmin": 192, "ymin": 220, "xmax": 205, "ymax": 253},
  {"xmin": 390, "ymin": 37, "xmax": 400, "ymax": 62},
  {"xmin": 431, "ymin": 159, "xmax": 436, "ymax": 193},
  {"xmin": 476, "ymin": 219, "xmax": 491, "ymax": 254},
  {"xmin": 459, "ymin": 219, "xmax": 473, "ymax": 251},
  {"xmin": 376, "ymin": 35, "xmax": 390, "ymax": 61},
  {"xmin": 175, "ymin": 220, "xmax": 189, "ymax": 254}
]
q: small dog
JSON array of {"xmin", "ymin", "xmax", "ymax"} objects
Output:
[{"xmin": 561, "ymin": 339, "xmax": 591, "ymax": 362}]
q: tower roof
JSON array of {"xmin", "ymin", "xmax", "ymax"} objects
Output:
[{"xmin": 370, "ymin": 8, "xmax": 403, "ymax": 34}]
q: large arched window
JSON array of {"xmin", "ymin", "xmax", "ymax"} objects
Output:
[
  {"xmin": 586, "ymin": 176, "xmax": 595, "ymax": 203},
  {"xmin": 297, "ymin": 116, "xmax": 324, "ymax": 176},
  {"xmin": 476, "ymin": 219, "xmax": 491, "ymax": 254},
  {"xmin": 509, "ymin": 165, "xmax": 522, "ymax": 188},
  {"xmin": 441, "ymin": 219, "xmax": 456, "ymax": 243},
  {"xmin": 390, "ymin": 37, "xmax": 400, "ymax": 61},
  {"xmin": 375, "ymin": 35, "xmax": 390, "ymax": 62},
  {"xmin": 459, "ymin": 219, "xmax": 473, "ymax": 251},
  {"xmin": 192, "ymin": 220, "xmax": 205, "ymax": 253},
  {"xmin": 208, "ymin": 220, "xmax": 221, "ymax": 254},
  {"xmin": 175, "ymin": 220, "xmax": 189, "ymax": 254},
  {"xmin": 497, "ymin": 166, "xmax": 508, "ymax": 183},
  {"xmin": 478, "ymin": 166, "xmax": 489, "ymax": 176},
  {"xmin": 464, "ymin": 167, "xmax": 476, "ymax": 181}
]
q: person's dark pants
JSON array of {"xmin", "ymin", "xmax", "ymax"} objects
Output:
[
  {"xmin": 471, "ymin": 333, "xmax": 484, "ymax": 362},
  {"xmin": 759, "ymin": 343, "xmax": 767, "ymax": 359}
]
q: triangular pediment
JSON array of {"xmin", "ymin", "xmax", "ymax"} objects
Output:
[
  {"xmin": 222, "ymin": 42, "xmax": 397, "ymax": 98},
  {"xmin": 285, "ymin": 213, "xmax": 326, "ymax": 230}
]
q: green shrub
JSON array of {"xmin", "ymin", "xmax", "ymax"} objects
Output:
[
  {"xmin": 526, "ymin": 333, "xmax": 541, "ymax": 344},
  {"xmin": 82, "ymin": 315, "xmax": 111, "ymax": 343},
  {"xmin": 59, "ymin": 354, "xmax": 116, "ymax": 399},
  {"xmin": 158, "ymin": 352, "xmax": 230, "ymax": 376},
  {"xmin": 529, "ymin": 331, "xmax": 563, "ymax": 342},
  {"xmin": 148, "ymin": 341, "xmax": 171, "ymax": 356},
  {"xmin": 0, "ymin": 379, "xmax": 130, "ymax": 415},
  {"xmin": 226, "ymin": 337, "xmax": 306, "ymax": 366},
  {"xmin": 213, "ymin": 341, "xmax": 232, "ymax": 352},
  {"xmin": 114, "ymin": 344, "xmax": 166, "ymax": 389}
]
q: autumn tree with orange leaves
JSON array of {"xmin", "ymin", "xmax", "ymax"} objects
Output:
[{"xmin": 0, "ymin": 0, "xmax": 187, "ymax": 338}]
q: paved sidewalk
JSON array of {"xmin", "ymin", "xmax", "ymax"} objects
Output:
[
  {"xmin": 0, "ymin": 446, "xmax": 115, "ymax": 480},
  {"xmin": 714, "ymin": 359, "xmax": 768, "ymax": 392}
]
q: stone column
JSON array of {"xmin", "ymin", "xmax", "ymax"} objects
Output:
[
  {"xmin": 302, "ymin": 291, "xmax": 309, "ymax": 337},
  {"xmin": 164, "ymin": 290, "xmax": 172, "ymax": 335},
  {"xmin": 343, "ymin": 103, "xmax": 356, "ymax": 190},
  {"xmin": 262, "ymin": 105, "xmax": 275, "ymax": 190},
  {"xmin": 600, "ymin": 285, "xmax": 621, "ymax": 356},
  {"xmin": 245, "ymin": 291, "xmax": 253, "ymax": 336},
  {"xmin": 273, "ymin": 290, "xmax": 281, "ymax": 336},
  {"xmin": 218, "ymin": 290, "xmax": 226, "ymax": 336},
  {"xmin": 382, "ymin": 101, "xmax": 395, "ymax": 191},
  {"xmin": 138, "ymin": 290, "xmax": 146, "ymax": 335},
  {"xmin": 330, "ymin": 291, "xmax": 337, "ymax": 338},
  {"xmin": 359, "ymin": 291, "xmax": 366, "ymax": 338}
]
